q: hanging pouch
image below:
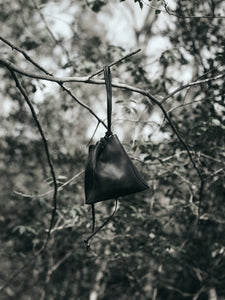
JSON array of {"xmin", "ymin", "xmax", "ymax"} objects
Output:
[
  {"xmin": 84, "ymin": 66, "xmax": 148, "ymax": 248},
  {"xmin": 85, "ymin": 133, "xmax": 148, "ymax": 204}
]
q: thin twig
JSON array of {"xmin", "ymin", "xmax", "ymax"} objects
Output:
[
  {"xmin": 31, "ymin": 0, "xmax": 71, "ymax": 62},
  {"xmin": 0, "ymin": 254, "xmax": 38, "ymax": 292},
  {"xmin": 86, "ymin": 120, "xmax": 101, "ymax": 147},
  {"xmin": 167, "ymin": 98, "xmax": 210, "ymax": 113},
  {"xmin": 210, "ymin": 167, "xmax": 225, "ymax": 177},
  {"xmin": 147, "ymin": 94, "xmax": 203, "ymax": 178},
  {"xmin": 144, "ymin": 92, "xmax": 205, "ymax": 215},
  {"xmin": 47, "ymin": 250, "xmax": 73, "ymax": 278},
  {"xmin": 40, "ymin": 249, "xmax": 73, "ymax": 300},
  {"xmin": 14, "ymin": 170, "xmax": 84, "ymax": 198},
  {"xmin": 0, "ymin": 36, "xmax": 50, "ymax": 73},
  {"xmin": 161, "ymin": 73, "xmax": 225, "ymax": 104},
  {"xmin": 165, "ymin": 284, "xmax": 194, "ymax": 297},
  {"xmin": 87, "ymin": 48, "xmax": 141, "ymax": 79},
  {"xmin": 192, "ymin": 286, "xmax": 206, "ymax": 300}
]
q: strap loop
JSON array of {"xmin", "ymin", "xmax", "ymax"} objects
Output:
[{"xmin": 103, "ymin": 66, "xmax": 112, "ymax": 135}]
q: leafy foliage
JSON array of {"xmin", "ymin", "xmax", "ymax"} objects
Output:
[{"xmin": 0, "ymin": 0, "xmax": 225, "ymax": 299}]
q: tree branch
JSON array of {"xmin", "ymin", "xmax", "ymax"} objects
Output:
[
  {"xmin": 14, "ymin": 170, "xmax": 84, "ymax": 198},
  {"xmin": 31, "ymin": 0, "xmax": 71, "ymax": 62},
  {"xmin": 0, "ymin": 256, "xmax": 37, "ymax": 292},
  {"xmin": 1, "ymin": 57, "xmax": 224, "ymax": 106},
  {"xmin": 161, "ymin": 73, "xmax": 225, "ymax": 104},
  {"xmin": 165, "ymin": 284, "xmax": 194, "ymax": 297},
  {"xmin": 87, "ymin": 48, "xmax": 141, "ymax": 79},
  {"xmin": 0, "ymin": 36, "xmax": 50, "ymax": 73},
  {"xmin": 5, "ymin": 68, "xmax": 58, "ymax": 247}
]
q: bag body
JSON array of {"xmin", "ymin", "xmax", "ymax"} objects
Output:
[{"xmin": 85, "ymin": 133, "xmax": 149, "ymax": 204}]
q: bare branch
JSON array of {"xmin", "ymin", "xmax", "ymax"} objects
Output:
[
  {"xmin": 167, "ymin": 98, "xmax": 210, "ymax": 114},
  {"xmin": 4, "ymin": 67, "xmax": 58, "ymax": 247},
  {"xmin": 0, "ymin": 256, "xmax": 37, "ymax": 292},
  {"xmin": 0, "ymin": 36, "xmax": 50, "ymax": 73},
  {"xmin": 31, "ymin": 0, "xmax": 71, "ymax": 62},
  {"xmin": 47, "ymin": 251, "xmax": 73, "ymax": 278},
  {"xmin": 167, "ymin": 90, "xmax": 225, "ymax": 113},
  {"xmin": 1, "ymin": 57, "xmax": 224, "ymax": 106},
  {"xmin": 165, "ymin": 284, "xmax": 194, "ymax": 297},
  {"xmin": 162, "ymin": 73, "xmax": 225, "ymax": 104},
  {"xmin": 88, "ymin": 48, "xmax": 141, "ymax": 79},
  {"xmin": 193, "ymin": 286, "xmax": 206, "ymax": 300},
  {"xmin": 0, "ymin": 57, "xmax": 160, "ymax": 107},
  {"xmin": 14, "ymin": 170, "xmax": 84, "ymax": 198},
  {"xmin": 87, "ymin": 121, "xmax": 101, "ymax": 146}
]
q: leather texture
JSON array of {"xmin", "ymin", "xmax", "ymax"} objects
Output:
[{"xmin": 85, "ymin": 134, "xmax": 149, "ymax": 204}]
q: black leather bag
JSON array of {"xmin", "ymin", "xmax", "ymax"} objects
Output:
[
  {"xmin": 85, "ymin": 134, "xmax": 149, "ymax": 204},
  {"xmin": 84, "ymin": 66, "xmax": 148, "ymax": 248},
  {"xmin": 85, "ymin": 66, "xmax": 148, "ymax": 204}
]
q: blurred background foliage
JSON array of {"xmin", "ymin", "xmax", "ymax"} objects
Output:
[{"xmin": 0, "ymin": 0, "xmax": 225, "ymax": 299}]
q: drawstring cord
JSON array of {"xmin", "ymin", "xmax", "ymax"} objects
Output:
[
  {"xmin": 84, "ymin": 199, "xmax": 118, "ymax": 250},
  {"xmin": 91, "ymin": 203, "xmax": 95, "ymax": 233}
]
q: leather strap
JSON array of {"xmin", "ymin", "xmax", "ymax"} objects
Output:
[
  {"xmin": 103, "ymin": 66, "xmax": 112, "ymax": 135},
  {"xmin": 84, "ymin": 199, "xmax": 118, "ymax": 250}
]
